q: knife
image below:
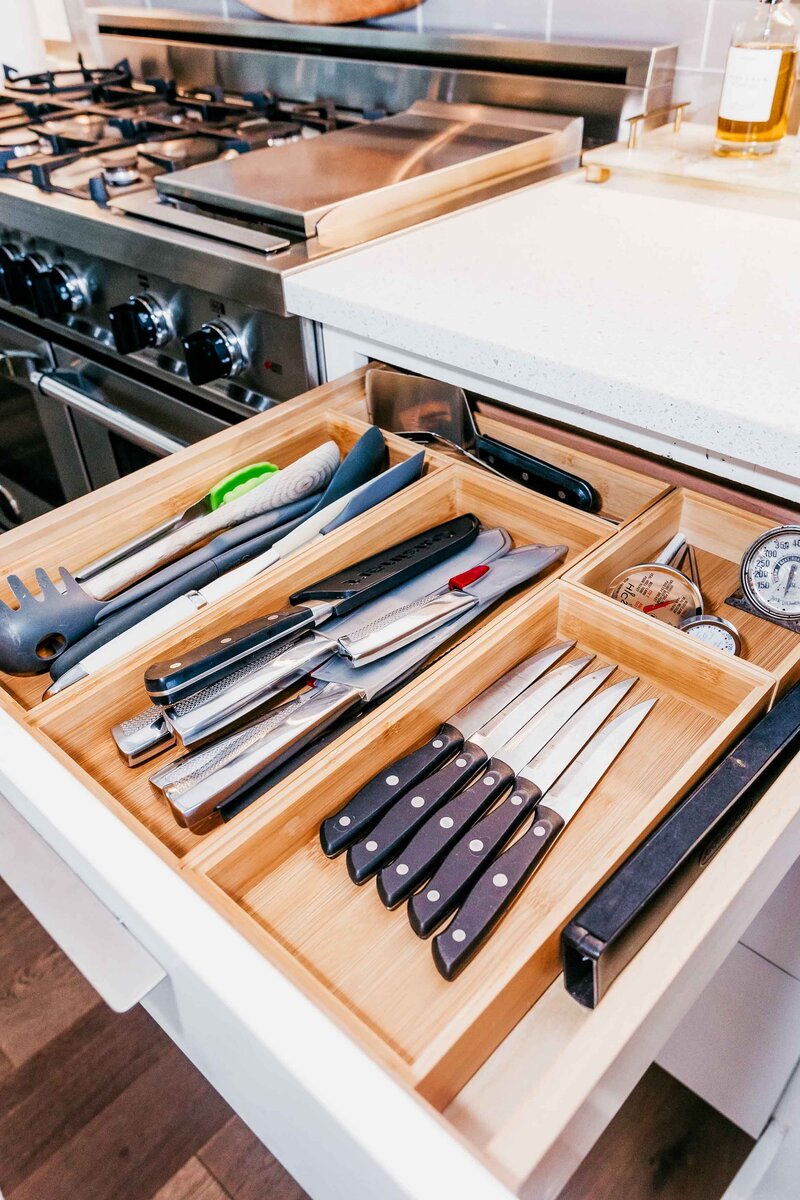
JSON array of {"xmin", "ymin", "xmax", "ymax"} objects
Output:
[
  {"xmin": 346, "ymin": 654, "xmax": 596, "ymax": 885},
  {"xmin": 319, "ymin": 641, "xmax": 575, "ymax": 857},
  {"xmin": 113, "ymin": 526, "xmax": 511, "ymax": 765},
  {"xmin": 44, "ymin": 442, "xmax": 422, "ymax": 696},
  {"xmin": 432, "ymin": 694, "xmax": 656, "ymax": 979},
  {"xmin": 150, "ymin": 545, "xmax": 561, "ymax": 831},
  {"xmin": 376, "ymin": 661, "xmax": 613, "ymax": 907},
  {"xmin": 409, "ymin": 675, "xmax": 636, "ymax": 939},
  {"xmin": 143, "ymin": 514, "xmax": 481, "ymax": 704}
]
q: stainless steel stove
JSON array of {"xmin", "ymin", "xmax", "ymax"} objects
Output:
[{"xmin": 0, "ymin": 14, "xmax": 675, "ymax": 529}]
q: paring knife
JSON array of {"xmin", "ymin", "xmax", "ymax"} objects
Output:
[
  {"xmin": 320, "ymin": 641, "xmax": 575, "ymax": 857},
  {"xmin": 150, "ymin": 545, "xmax": 560, "ymax": 831},
  {"xmin": 144, "ymin": 514, "xmax": 481, "ymax": 704},
  {"xmin": 376, "ymin": 660, "xmax": 611, "ymax": 908},
  {"xmin": 346, "ymin": 654, "xmax": 595, "ymax": 885},
  {"xmin": 113, "ymin": 525, "xmax": 511, "ymax": 765},
  {"xmin": 44, "ymin": 438, "xmax": 421, "ymax": 696},
  {"xmin": 432, "ymin": 693, "xmax": 656, "ymax": 981},
  {"xmin": 409, "ymin": 675, "xmax": 635, "ymax": 939}
]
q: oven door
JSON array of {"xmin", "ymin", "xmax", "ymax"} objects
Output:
[
  {"xmin": 36, "ymin": 349, "xmax": 231, "ymax": 492},
  {"xmin": 0, "ymin": 321, "xmax": 91, "ymax": 530}
]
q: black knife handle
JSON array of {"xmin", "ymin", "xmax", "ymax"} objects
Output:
[
  {"xmin": 432, "ymin": 804, "xmax": 565, "ymax": 980},
  {"xmin": 346, "ymin": 740, "xmax": 489, "ymax": 884},
  {"xmin": 144, "ymin": 606, "xmax": 316, "ymax": 702},
  {"xmin": 474, "ymin": 433, "xmax": 600, "ymax": 512},
  {"xmin": 292, "ymin": 513, "xmax": 480, "ymax": 615},
  {"xmin": 319, "ymin": 722, "xmax": 463, "ymax": 857},
  {"xmin": 376, "ymin": 759, "xmax": 515, "ymax": 909},
  {"xmin": 408, "ymin": 776, "xmax": 542, "ymax": 938}
]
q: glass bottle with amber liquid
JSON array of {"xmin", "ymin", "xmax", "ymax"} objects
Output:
[{"xmin": 715, "ymin": 0, "xmax": 798, "ymax": 156}]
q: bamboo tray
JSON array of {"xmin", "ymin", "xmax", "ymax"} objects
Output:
[
  {"xmin": 185, "ymin": 579, "xmax": 774, "ymax": 1106},
  {"xmin": 565, "ymin": 487, "xmax": 800, "ymax": 691},
  {"xmin": 0, "ymin": 400, "xmax": 430, "ymax": 712},
  {"xmin": 34, "ymin": 462, "xmax": 609, "ymax": 859}
]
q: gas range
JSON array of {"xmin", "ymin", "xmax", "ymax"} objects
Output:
[{"xmin": 0, "ymin": 15, "xmax": 674, "ymax": 529}]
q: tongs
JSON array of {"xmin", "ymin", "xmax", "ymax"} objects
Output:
[{"xmin": 366, "ymin": 368, "xmax": 599, "ymax": 511}]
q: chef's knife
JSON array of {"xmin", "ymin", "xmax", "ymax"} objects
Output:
[
  {"xmin": 319, "ymin": 641, "xmax": 575, "ymax": 857},
  {"xmin": 113, "ymin": 526, "xmax": 512, "ymax": 765},
  {"xmin": 144, "ymin": 514, "xmax": 481, "ymax": 704},
  {"xmin": 346, "ymin": 654, "xmax": 596, "ymax": 885},
  {"xmin": 44, "ymin": 441, "xmax": 422, "ymax": 696},
  {"xmin": 432, "ymin": 694, "xmax": 656, "ymax": 979},
  {"xmin": 151, "ymin": 545, "xmax": 559, "ymax": 831},
  {"xmin": 376, "ymin": 661, "xmax": 613, "ymax": 908},
  {"xmin": 409, "ymin": 675, "xmax": 635, "ymax": 939}
]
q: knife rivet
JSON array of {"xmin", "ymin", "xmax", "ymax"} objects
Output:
[
  {"xmin": 456, "ymin": 757, "xmax": 467, "ymax": 767},
  {"xmin": 338, "ymin": 816, "xmax": 351, "ymax": 827},
  {"xmin": 411, "ymin": 796, "xmax": 425, "ymax": 808},
  {"xmin": 396, "ymin": 863, "xmax": 409, "ymax": 875},
  {"xmin": 533, "ymin": 825, "xmax": 547, "ymax": 837},
  {"xmin": 452, "ymin": 929, "xmax": 466, "ymax": 942},
  {"xmin": 169, "ymin": 661, "xmax": 182, "ymax": 668},
  {"xmin": 221, "ymin": 637, "xmax": 232, "ymax": 643},
  {"xmin": 439, "ymin": 816, "xmax": 454, "ymax": 829},
  {"xmin": 385, "ymin": 774, "xmax": 399, "ymax": 786},
  {"xmin": 433, "ymin": 739, "xmax": 444, "ymax": 748},
  {"xmin": 366, "ymin": 840, "xmax": 378, "ymax": 851},
  {"xmin": 469, "ymin": 839, "xmax": 484, "ymax": 852},
  {"xmin": 511, "ymin": 794, "xmax": 523, "ymax": 805},
  {"xmin": 493, "ymin": 873, "xmax": 508, "ymax": 888},
  {"xmin": 484, "ymin": 776, "xmax": 495, "ymax": 786},
  {"xmin": 427, "ymin": 889, "xmax": 440, "ymax": 902}
]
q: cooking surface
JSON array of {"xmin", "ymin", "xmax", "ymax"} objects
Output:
[{"xmin": 156, "ymin": 104, "xmax": 549, "ymax": 233}]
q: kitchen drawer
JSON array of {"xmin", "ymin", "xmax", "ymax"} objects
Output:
[
  {"xmin": 294, "ymin": 370, "xmax": 673, "ymax": 527},
  {"xmin": 31, "ymin": 464, "xmax": 609, "ymax": 859},
  {"xmin": 740, "ymin": 856, "xmax": 800, "ymax": 982},
  {"xmin": 565, "ymin": 487, "xmax": 800, "ymax": 692}
]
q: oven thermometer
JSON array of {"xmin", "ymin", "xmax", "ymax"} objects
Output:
[
  {"xmin": 740, "ymin": 526, "xmax": 800, "ymax": 622},
  {"xmin": 680, "ymin": 614, "xmax": 742, "ymax": 656},
  {"xmin": 607, "ymin": 534, "xmax": 703, "ymax": 626}
]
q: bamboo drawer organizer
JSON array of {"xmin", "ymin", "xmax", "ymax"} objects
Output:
[{"xmin": 3, "ymin": 365, "xmax": 800, "ymax": 1176}]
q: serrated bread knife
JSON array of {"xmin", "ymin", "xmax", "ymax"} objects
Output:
[{"xmin": 150, "ymin": 545, "xmax": 564, "ymax": 831}]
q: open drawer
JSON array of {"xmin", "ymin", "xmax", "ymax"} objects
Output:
[{"xmin": 2, "ymin": 364, "xmax": 800, "ymax": 1200}]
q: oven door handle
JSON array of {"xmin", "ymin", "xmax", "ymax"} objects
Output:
[{"xmin": 30, "ymin": 369, "xmax": 187, "ymax": 457}]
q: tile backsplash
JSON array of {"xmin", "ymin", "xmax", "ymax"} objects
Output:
[{"xmin": 82, "ymin": 0, "xmax": 800, "ymax": 123}]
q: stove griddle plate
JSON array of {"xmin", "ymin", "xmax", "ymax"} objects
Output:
[{"xmin": 155, "ymin": 101, "xmax": 549, "ymax": 235}]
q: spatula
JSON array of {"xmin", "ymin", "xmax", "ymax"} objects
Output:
[{"xmin": 366, "ymin": 369, "xmax": 599, "ymax": 511}]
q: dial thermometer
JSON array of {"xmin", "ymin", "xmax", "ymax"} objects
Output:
[
  {"xmin": 607, "ymin": 533, "xmax": 703, "ymax": 627},
  {"xmin": 680, "ymin": 614, "xmax": 742, "ymax": 656},
  {"xmin": 741, "ymin": 526, "xmax": 800, "ymax": 622}
]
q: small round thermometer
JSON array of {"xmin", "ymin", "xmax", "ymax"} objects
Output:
[
  {"xmin": 680, "ymin": 614, "xmax": 742, "ymax": 656},
  {"xmin": 608, "ymin": 563, "xmax": 703, "ymax": 626},
  {"xmin": 741, "ymin": 525, "xmax": 800, "ymax": 621}
]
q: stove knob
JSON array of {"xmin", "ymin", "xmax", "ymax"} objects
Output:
[
  {"xmin": 108, "ymin": 294, "xmax": 173, "ymax": 355},
  {"xmin": 0, "ymin": 243, "xmax": 24, "ymax": 305},
  {"xmin": 17, "ymin": 252, "xmax": 50, "ymax": 311},
  {"xmin": 181, "ymin": 321, "xmax": 246, "ymax": 386},
  {"xmin": 30, "ymin": 263, "xmax": 87, "ymax": 319}
]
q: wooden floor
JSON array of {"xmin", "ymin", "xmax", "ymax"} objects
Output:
[{"xmin": 0, "ymin": 878, "xmax": 752, "ymax": 1200}]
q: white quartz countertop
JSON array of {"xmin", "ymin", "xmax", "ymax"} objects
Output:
[{"xmin": 285, "ymin": 173, "xmax": 800, "ymax": 493}]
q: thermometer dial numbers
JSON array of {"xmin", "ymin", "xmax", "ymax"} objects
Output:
[
  {"xmin": 679, "ymin": 614, "xmax": 742, "ymax": 656},
  {"xmin": 607, "ymin": 564, "xmax": 703, "ymax": 626},
  {"xmin": 741, "ymin": 526, "xmax": 800, "ymax": 621}
]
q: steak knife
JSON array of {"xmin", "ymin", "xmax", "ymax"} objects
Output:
[
  {"xmin": 113, "ymin": 526, "xmax": 513, "ymax": 765},
  {"xmin": 143, "ymin": 514, "xmax": 481, "ymax": 704},
  {"xmin": 150, "ymin": 545, "xmax": 560, "ymax": 831},
  {"xmin": 409, "ymin": 675, "xmax": 636, "ymax": 939},
  {"xmin": 432, "ymin": 694, "xmax": 656, "ymax": 980},
  {"xmin": 376, "ymin": 662, "xmax": 614, "ymax": 907},
  {"xmin": 346, "ymin": 655, "xmax": 596, "ymax": 885},
  {"xmin": 319, "ymin": 641, "xmax": 575, "ymax": 857}
]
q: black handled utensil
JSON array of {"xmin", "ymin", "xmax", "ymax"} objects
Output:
[
  {"xmin": 346, "ymin": 654, "xmax": 592, "ymax": 884},
  {"xmin": 377, "ymin": 659, "xmax": 609, "ymax": 909},
  {"xmin": 432, "ymin": 692, "xmax": 656, "ymax": 980},
  {"xmin": 409, "ymin": 672, "xmax": 629, "ymax": 939}
]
